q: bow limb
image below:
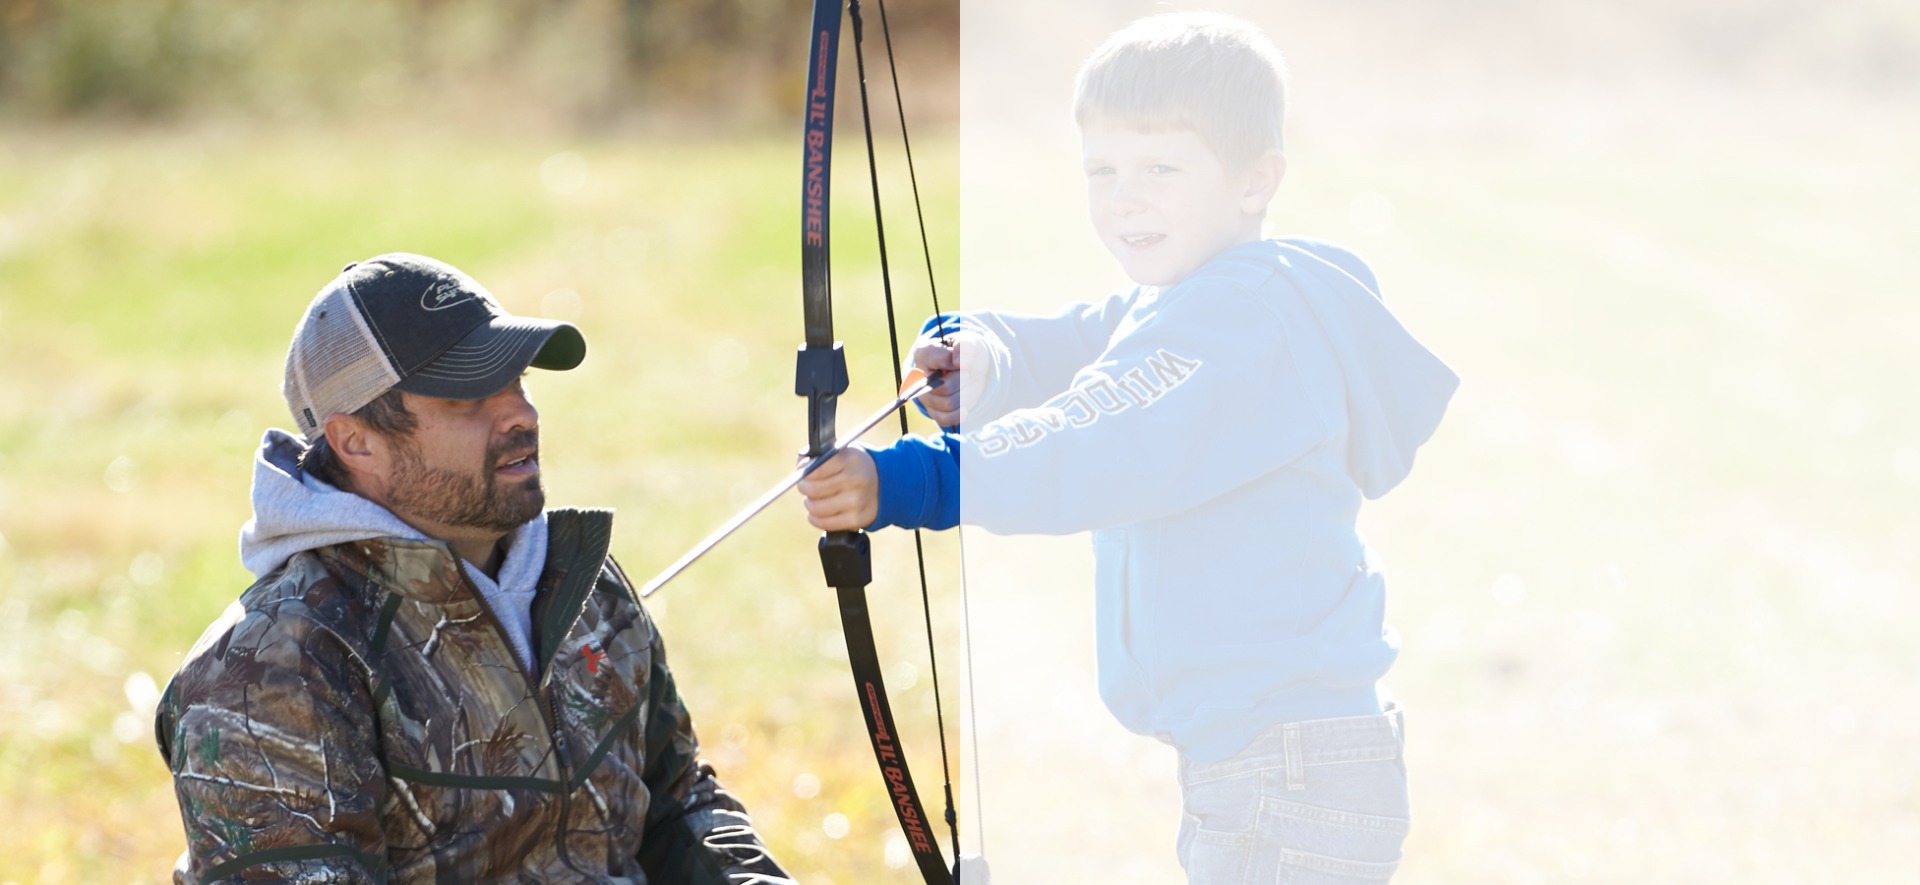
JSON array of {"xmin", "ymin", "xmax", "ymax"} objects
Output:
[
  {"xmin": 797, "ymin": 1, "xmax": 956, "ymax": 882},
  {"xmin": 635, "ymin": 374, "xmax": 941, "ymax": 599}
]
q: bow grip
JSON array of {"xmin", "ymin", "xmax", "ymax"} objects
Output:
[
  {"xmin": 796, "ymin": 341, "xmax": 851, "ymax": 455},
  {"xmin": 794, "ymin": 341, "xmax": 850, "ymax": 399},
  {"xmin": 818, "ymin": 530, "xmax": 873, "ymax": 589}
]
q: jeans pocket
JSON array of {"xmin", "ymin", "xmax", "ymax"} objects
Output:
[
  {"xmin": 1276, "ymin": 848, "xmax": 1401, "ymax": 884},
  {"xmin": 1178, "ymin": 769, "xmax": 1261, "ymax": 884},
  {"xmin": 1262, "ymin": 759, "xmax": 1409, "ymax": 883},
  {"xmin": 1179, "ymin": 810, "xmax": 1253, "ymax": 884}
]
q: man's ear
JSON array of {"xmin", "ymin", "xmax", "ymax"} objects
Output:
[
  {"xmin": 1240, "ymin": 149, "xmax": 1287, "ymax": 215},
  {"xmin": 321, "ymin": 412, "xmax": 388, "ymax": 488}
]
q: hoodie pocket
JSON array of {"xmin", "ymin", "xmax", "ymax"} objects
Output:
[{"xmin": 1092, "ymin": 531, "xmax": 1154, "ymax": 728}]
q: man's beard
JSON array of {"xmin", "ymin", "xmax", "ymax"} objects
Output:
[{"xmin": 386, "ymin": 429, "xmax": 545, "ymax": 534}]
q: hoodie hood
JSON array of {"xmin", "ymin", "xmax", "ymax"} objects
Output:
[
  {"xmin": 240, "ymin": 428, "xmax": 432, "ymax": 578},
  {"xmin": 240, "ymin": 428, "xmax": 551, "ymax": 672},
  {"xmin": 239, "ymin": 428, "xmax": 549, "ymax": 582},
  {"xmin": 1266, "ymin": 240, "xmax": 1459, "ymax": 499}
]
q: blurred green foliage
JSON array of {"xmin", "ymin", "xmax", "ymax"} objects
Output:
[{"xmin": 0, "ymin": 0, "xmax": 957, "ymax": 127}]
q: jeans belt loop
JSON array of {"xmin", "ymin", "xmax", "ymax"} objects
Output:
[{"xmin": 1283, "ymin": 722, "xmax": 1305, "ymax": 791}]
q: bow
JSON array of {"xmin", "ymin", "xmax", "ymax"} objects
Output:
[{"xmin": 796, "ymin": 1, "xmax": 960, "ymax": 882}]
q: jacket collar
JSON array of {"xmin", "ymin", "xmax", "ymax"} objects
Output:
[
  {"xmin": 529, "ymin": 508, "xmax": 615, "ymax": 672},
  {"xmin": 317, "ymin": 508, "xmax": 616, "ymax": 618},
  {"xmin": 321, "ymin": 536, "xmax": 469, "ymax": 605}
]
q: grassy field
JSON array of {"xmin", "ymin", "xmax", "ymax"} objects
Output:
[{"xmin": 4, "ymin": 75, "xmax": 1919, "ymax": 885}]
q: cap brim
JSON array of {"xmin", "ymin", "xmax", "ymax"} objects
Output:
[{"xmin": 392, "ymin": 316, "xmax": 586, "ymax": 400}]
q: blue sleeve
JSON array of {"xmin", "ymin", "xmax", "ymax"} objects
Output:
[
  {"xmin": 945, "ymin": 279, "xmax": 1335, "ymax": 535},
  {"xmin": 867, "ymin": 433, "xmax": 960, "ymax": 531},
  {"xmin": 913, "ymin": 291, "xmax": 1139, "ymax": 424},
  {"xmin": 871, "ymin": 293, "xmax": 1141, "ymax": 531}
]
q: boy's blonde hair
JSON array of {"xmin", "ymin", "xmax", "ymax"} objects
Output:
[{"xmin": 1072, "ymin": 13, "xmax": 1288, "ymax": 171}]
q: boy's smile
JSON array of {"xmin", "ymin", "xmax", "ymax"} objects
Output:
[{"xmin": 1081, "ymin": 122, "xmax": 1281, "ymax": 287}]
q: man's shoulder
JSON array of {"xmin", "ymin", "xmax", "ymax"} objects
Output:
[
  {"xmin": 177, "ymin": 551, "xmax": 379, "ymax": 673},
  {"xmin": 159, "ymin": 551, "xmax": 378, "ymax": 756},
  {"xmin": 239, "ymin": 547, "xmax": 350, "ymax": 601}
]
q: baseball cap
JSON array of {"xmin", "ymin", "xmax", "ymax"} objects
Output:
[{"xmin": 282, "ymin": 253, "xmax": 587, "ymax": 438}]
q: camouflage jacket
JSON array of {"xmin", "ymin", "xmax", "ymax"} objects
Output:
[{"xmin": 156, "ymin": 509, "xmax": 791, "ymax": 884}]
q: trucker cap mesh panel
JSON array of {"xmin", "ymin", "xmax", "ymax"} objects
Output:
[{"xmin": 283, "ymin": 285, "xmax": 401, "ymax": 436}]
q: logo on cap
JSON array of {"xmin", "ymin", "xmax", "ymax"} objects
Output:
[{"xmin": 420, "ymin": 278, "xmax": 471, "ymax": 312}]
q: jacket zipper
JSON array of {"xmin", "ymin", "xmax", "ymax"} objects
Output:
[{"xmin": 459, "ymin": 572, "xmax": 585, "ymax": 874}]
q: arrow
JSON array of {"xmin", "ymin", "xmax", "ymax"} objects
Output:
[{"xmin": 637, "ymin": 369, "xmax": 942, "ymax": 598}]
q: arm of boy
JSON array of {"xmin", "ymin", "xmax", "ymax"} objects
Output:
[
  {"xmin": 810, "ymin": 284, "xmax": 1312, "ymax": 537},
  {"xmin": 800, "ymin": 430, "xmax": 962, "ymax": 533},
  {"xmin": 910, "ymin": 291, "xmax": 1141, "ymax": 425},
  {"xmin": 935, "ymin": 284, "xmax": 1331, "ymax": 535},
  {"xmin": 793, "ymin": 329, "xmax": 993, "ymax": 533}
]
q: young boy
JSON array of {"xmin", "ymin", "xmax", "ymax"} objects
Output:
[{"xmin": 800, "ymin": 14, "xmax": 1456, "ymax": 882}]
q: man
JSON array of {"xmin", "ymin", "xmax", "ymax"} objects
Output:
[{"xmin": 155, "ymin": 254, "xmax": 792, "ymax": 883}]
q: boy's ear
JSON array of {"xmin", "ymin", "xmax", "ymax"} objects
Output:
[{"xmin": 1239, "ymin": 149, "xmax": 1287, "ymax": 215}]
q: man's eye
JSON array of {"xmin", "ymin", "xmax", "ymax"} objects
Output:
[
  {"xmin": 1086, "ymin": 166, "xmax": 1114, "ymax": 177},
  {"xmin": 1148, "ymin": 164, "xmax": 1177, "ymax": 175}
]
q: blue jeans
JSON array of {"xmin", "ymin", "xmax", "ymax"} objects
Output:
[{"xmin": 1176, "ymin": 704, "xmax": 1410, "ymax": 883}]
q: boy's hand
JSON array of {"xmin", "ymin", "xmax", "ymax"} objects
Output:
[
  {"xmin": 912, "ymin": 331, "xmax": 985, "ymax": 427},
  {"xmin": 798, "ymin": 447, "xmax": 879, "ymax": 532}
]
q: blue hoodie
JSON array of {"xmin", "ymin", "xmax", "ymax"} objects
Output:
[{"xmin": 866, "ymin": 237, "xmax": 1458, "ymax": 763}]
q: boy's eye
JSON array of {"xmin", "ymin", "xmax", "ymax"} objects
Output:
[
  {"xmin": 1086, "ymin": 166, "xmax": 1115, "ymax": 177},
  {"xmin": 1148, "ymin": 164, "xmax": 1177, "ymax": 175}
]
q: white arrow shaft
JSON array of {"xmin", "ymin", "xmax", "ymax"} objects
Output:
[{"xmin": 638, "ymin": 374, "xmax": 937, "ymax": 598}]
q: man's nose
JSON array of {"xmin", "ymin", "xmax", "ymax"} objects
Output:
[{"xmin": 493, "ymin": 384, "xmax": 539, "ymax": 431}]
